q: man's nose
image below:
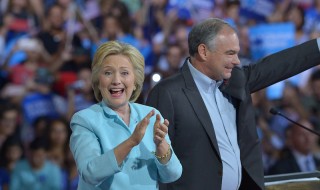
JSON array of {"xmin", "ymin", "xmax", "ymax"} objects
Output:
[{"xmin": 233, "ymin": 55, "xmax": 240, "ymax": 65}]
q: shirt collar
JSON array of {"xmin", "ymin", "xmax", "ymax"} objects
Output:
[
  {"xmin": 100, "ymin": 101, "xmax": 116, "ymax": 117},
  {"xmin": 187, "ymin": 60, "xmax": 223, "ymax": 93},
  {"xmin": 292, "ymin": 149, "xmax": 313, "ymax": 163},
  {"xmin": 100, "ymin": 101, "xmax": 139, "ymax": 130},
  {"xmin": 100, "ymin": 101, "xmax": 136, "ymax": 119}
]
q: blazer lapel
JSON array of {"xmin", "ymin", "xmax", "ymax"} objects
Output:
[
  {"xmin": 181, "ymin": 61, "xmax": 221, "ymax": 159},
  {"xmin": 219, "ymin": 66, "xmax": 246, "ymax": 101}
]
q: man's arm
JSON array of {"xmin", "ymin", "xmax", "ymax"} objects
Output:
[
  {"xmin": 245, "ymin": 39, "xmax": 320, "ymax": 93},
  {"xmin": 146, "ymin": 85, "xmax": 175, "ymax": 190},
  {"xmin": 146, "ymin": 85, "xmax": 176, "ymax": 143}
]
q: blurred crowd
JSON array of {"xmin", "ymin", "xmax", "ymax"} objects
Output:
[{"xmin": 1, "ymin": 0, "xmax": 320, "ymax": 189}]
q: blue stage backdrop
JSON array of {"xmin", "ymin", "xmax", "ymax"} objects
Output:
[{"xmin": 248, "ymin": 22, "xmax": 295, "ymax": 100}]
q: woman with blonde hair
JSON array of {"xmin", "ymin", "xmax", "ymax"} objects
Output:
[{"xmin": 69, "ymin": 41, "xmax": 182, "ymax": 190}]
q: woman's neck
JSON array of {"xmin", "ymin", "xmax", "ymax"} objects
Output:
[{"xmin": 114, "ymin": 104, "xmax": 131, "ymax": 126}]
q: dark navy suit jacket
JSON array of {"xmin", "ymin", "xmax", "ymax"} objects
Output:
[{"xmin": 147, "ymin": 39, "xmax": 320, "ymax": 190}]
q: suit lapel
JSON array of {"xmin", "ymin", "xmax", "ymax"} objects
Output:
[
  {"xmin": 289, "ymin": 151, "xmax": 303, "ymax": 172},
  {"xmin": 313, "ymin": 156, "xmax": 320, "ymax": 171},
  {"xmin": 181, "ymin": 61, "xmax": 221, "ymax": 159},
  {"xmin": 219, "ymin": 66, "xmax": 246, "ymax": 101}
]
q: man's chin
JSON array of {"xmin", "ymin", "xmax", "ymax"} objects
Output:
[{"xmin": 223, "ymin": 74, "xmax": 232, "ymax": 80}]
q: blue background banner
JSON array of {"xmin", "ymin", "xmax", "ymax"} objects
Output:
[
  {"xmin": 248, "ymin": 22, "xmax": 295, "ymax": 61},
  {"xmin": 240, "ymin": 0, "xmax": 276, "ymax": 22},
  {"xmin": 248, "ymin": 22, "xmax": 296, "ymax": 100}
]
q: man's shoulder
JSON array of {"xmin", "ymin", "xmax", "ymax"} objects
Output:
[{"xmin": 155, "ymin": 72, "xmax": 184, "ymax": 89}]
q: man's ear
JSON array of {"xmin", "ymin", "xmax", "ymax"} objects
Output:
[{"xmin": 197, "ymin": 43, "xmax": 208, "ymax": 61}]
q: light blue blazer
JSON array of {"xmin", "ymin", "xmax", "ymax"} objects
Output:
[{"xmin": 70, "ymin": 101, "xmax": 182, "ymax": 190}]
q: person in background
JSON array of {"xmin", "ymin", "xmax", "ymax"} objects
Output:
[
  {"xmin": 302, "ymin": 69, "xmax": 320, "ymax": 124},
  {"xmin": 45, "ymin": 118, "xmax": 70, "ymax": 168},
  {"xmin": 69, "ymin": 41, "xmax": 182, "ymax": 189},
  {"xmin": 36, "ymin": 4, "xmax": 82, "ymax": 60},
  {"xmin": 32, "ymin": 116, "xmax": 50, "ymax": 140},
  {"xmin": 147, "ymin": 18, "xmax": 320, "ymax": 190},
  {"xmin": 251, "ymin": 90, "xmax": 282, "ymax": 174},
  {"xmin": 0, "ymin": 103, "xmax": 20, "ymax": 150},
  {"xmin": 90, "ymin": 11, "xmax": 152, "ymax": 67},
  {"xmin": 268, "ymin": 119, "xmax": 320, "ymax": 174},
  {"xmin": 63, "ymin": 148, "xmax": 79, "ymax": 190},
  {"xmin": 285, "ymin": 4, "xmax": 309, "ymax": 45},
  {"xmin": 2, "ymin": 0, "xmax": 40, "ymax": 43},
  {"xmin": 9, "ymin": 137, "xmax": 61, "ymax": 190},
  {"xmin": 0, "ymin": 38, "xmax": 51, "ymax": 103},
  {"xmin": 152, "ymin": 43, "xmax": 184, "ymax": 79},
  {"xmin": 304, "ymin": 0, "xmax": 320, "ymax": 35},
  {"xmin": 284, "ymin": 3, "xmax": 313, "ymax": 92},
  {"xmin": 21, "ymin": 68, "xmax": 66, "ymax": 127},
  {"xmin": 65, "ymin": 66, "xmax": 95, "ymax": 120},
  {"xmin": 0, "ymin": 137, "xmax": 24, "ymax": 190},
  {"xmin": 268, "ymin": 83, "xmax": 310, "ymax": 144},
  {"xmin": 45, "ymin": 117, "xmax": 75, "ymax": 190}
]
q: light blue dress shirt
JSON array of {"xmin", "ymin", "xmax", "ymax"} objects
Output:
[
  {"xmin": 10, "ymin": 159, "xmax": 62, "ymax": 190},
  {"xmin": 70, "ymin": 101, "xmax": 182, "ymax": 190},
  {"xmin": 292, "ymin": 150, "xmax": 316, "ymax": 172},
  {"xmin": 188, "ymin": 61, "xmax": 242, "ymax": 190}
]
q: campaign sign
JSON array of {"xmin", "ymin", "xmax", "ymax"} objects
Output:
[
  {"xmin": 22, "ymin": 93, "xmax": 59, "ymax": 125},
  {"xmin": 248, "ymin": 22, "xmax": 295, "ymax": 60},
  {"xmin": 248, "ymin": 22, "xmax": 295, "ymax": 100},
  {"xmin": 240, "ymin": 0, "xmax": 276, "ymax": 21}
]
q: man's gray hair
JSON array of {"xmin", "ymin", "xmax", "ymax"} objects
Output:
[{"xmin": 188, "ymin": 18, "xmax": 234, "ymax": 56}]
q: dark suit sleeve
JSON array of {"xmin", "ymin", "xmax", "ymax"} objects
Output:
[
  {"xmin": 147, "ymin": 85, "xmax": 176, "ymax": 190},
  {"xmin": 245, "ymin": 39, "xmax": 320, "ymax": 93},
  {"xmin": 146, "ymin": 85, "xmax": 175, "ymax": 141}
]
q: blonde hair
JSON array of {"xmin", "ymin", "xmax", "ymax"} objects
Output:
[{"xmin": 91, "ymin": 41, "xmax": 145, "ymax": 102}]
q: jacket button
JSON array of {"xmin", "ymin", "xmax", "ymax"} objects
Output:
[{"xmin": 218, "ymin": 170, "xmax": 223, "ymax": 176}]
